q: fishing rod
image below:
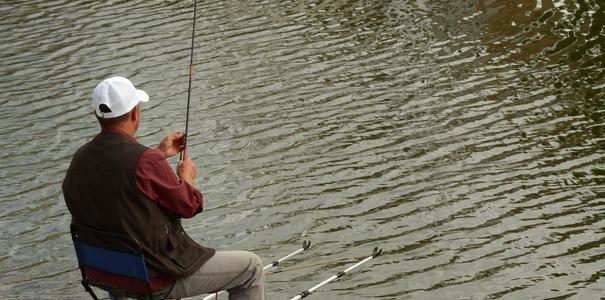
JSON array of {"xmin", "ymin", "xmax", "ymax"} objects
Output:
[
  {"xmin": 202, "ymin": 240, "xmax": 312, "ymax": 300},
  {"xmin": 181, "ymin": 0, "xmax": 197, "ymax": 160},
  {"xmin": 289, "ymin": 247, "xmax": 382, "ymax": 300},
  {"xmin": 262, "ymin": 240, "xmax": 312, "ymax": 271}
]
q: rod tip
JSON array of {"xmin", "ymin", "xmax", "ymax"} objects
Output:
[
  {"xmin": 372, "ymin": 247, "xmax": 383, "ymax": 258},
  {"xmin": 302, "ymin": 240, "xmax": 311, "ymax": 250}
]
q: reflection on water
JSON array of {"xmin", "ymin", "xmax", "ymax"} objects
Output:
[{"xmin": 1, "ymin": 0, "xmax": 603, "ymax": 299}]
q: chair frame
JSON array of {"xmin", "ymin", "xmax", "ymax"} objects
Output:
[{"xmin": 70, "ymin": 222, "xmax": 172, "ymax": 300}]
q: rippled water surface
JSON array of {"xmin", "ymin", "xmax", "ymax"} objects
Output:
[{"xmin": 1, "ymin": 0, "xmax": 604, "ymax": 299}]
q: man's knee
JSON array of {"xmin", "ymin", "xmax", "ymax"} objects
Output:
[{"xmin": 246, "ymin": 252, "xmax": 263, "ymax": 273}]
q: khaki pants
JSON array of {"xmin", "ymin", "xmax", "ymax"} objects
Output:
[{"xmin": 167, "ymin": 251, "xmax": 267, "ymax": 300}]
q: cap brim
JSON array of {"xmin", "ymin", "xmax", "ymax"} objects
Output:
[{"xmin": 136, "ymin": 89, "xmax": 149, "ymax": 102}]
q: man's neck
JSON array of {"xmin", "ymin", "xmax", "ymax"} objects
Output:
[{"xmin": 101, "ymin": 125, "xmax": 136, "ymax": 137}]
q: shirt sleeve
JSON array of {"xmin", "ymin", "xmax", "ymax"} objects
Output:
[{"xmin": 135, "ymin": 149, "xmax": 203, "ymax": 218}]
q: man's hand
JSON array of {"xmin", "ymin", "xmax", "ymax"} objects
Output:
[
  {"xmin": 156, "ymin": 132, "xmax": 186, "ymax": 158},
  {"xmin": 177, "ymin": 157, "xmax": 197, "ymax": 185}
]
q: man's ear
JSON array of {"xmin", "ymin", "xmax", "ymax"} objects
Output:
[{"xmin": 131, "ymin": 105, "xmax": 140, "ymax": 122}]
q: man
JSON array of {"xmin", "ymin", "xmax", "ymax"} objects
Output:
[{"xmin": 62, "ymin": 76, "xmax": 267, "ymax": 300}]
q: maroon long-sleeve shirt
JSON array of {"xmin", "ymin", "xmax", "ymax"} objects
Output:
[{"xmin": 103, "ymin": 128, "xmax": 204, "ymax": 217}]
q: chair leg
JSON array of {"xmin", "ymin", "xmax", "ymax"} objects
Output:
[
  {"xmin": 81, "ymin": 281, "xmax": 99, "ymax": 300},
  {"xmin": 108, "ymin": 291, "xmax": 127, "ymax": 300}
]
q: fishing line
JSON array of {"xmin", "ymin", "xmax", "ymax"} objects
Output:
[{"xmin": 182, "ymin": 0, "xmax": 197, "ymax": 160}]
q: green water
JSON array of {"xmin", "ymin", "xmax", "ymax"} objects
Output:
[{"xmin": 1, "ymin": 0, "xmax": 604, "ymax": 299}]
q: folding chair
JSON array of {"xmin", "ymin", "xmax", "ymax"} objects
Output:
[{"xmin": 70, "ymin": 222, "xmax": 174, "ymax": 300}]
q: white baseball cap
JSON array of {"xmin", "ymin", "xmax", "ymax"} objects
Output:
[{"xmin": 92, "ymin": 76, "xmax": 149, "ymax": 118}]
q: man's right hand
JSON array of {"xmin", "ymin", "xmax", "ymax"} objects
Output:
[{"xmin": 177, "ymin": 157, "xmax": 197, "ymax": 185}]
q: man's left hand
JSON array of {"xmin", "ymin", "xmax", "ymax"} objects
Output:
[{"xmin": 156, "ymin": 132, "xmax": 186, "ymax": 158}]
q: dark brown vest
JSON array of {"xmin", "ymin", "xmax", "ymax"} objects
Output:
[{"xmin": 62, "ymin": 131, "xmax": 215, "ymax": 279}]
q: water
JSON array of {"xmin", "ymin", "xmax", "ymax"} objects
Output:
[{"xmin": 1, "ymin": 0, "xmax": 604, "ymax": 299}]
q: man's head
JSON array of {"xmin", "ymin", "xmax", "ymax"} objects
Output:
[{"xmin": 92, "ymin": 76, "xmax": 149, "ymax": 132}]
